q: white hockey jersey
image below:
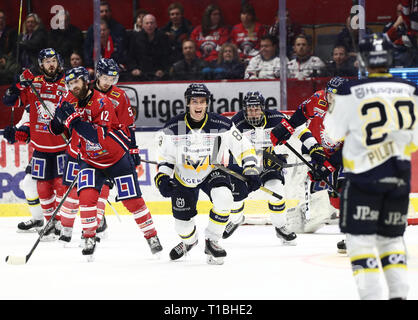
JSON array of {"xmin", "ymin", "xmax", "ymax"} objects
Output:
[
  {"xmin": 156, "ymin": 112, "xmax": 258, "ymax": 188},
  {"xmin": 323, "ymin": 74, "xmax": 418, "ymax": 176}
]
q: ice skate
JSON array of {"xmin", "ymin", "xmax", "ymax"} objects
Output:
[
  {"xmin": 96, "ymin": 216, "xmax": 108, "ymax": 241},
  {"xmin": 222, "ymin": 215, "xmax": 245, "ymax": 239},
  {"xmin": 82, "ymin": 236, "xmax": 97, "ymax": 262},
  {"xmin": 275, "ymin": 226, "xmax": 297, "ymax": 245},
  {"xmin": 337, "ymin": 239, "xmax": 346, "ymax": 254},
  {"xmin": 40, "ymin": 219, "xmax": 58, "ymax": 241},
  {"xmin": 58, "ymin": 227, "xmax": 73, "ymax": 247},
  {"xmin": 169, "ymin": 239, "xmax": 198, "ymax": 261},
  {"xmin": 204, "ymin": 239, "xmax": 226, "ymax": 265},
  {"xmin": 17, "ymin": 219, "xmax": 44, "ymax": 233},
  {"xmin": 146, "ymin": 235, "xmax": 163, "ymax": 255}
]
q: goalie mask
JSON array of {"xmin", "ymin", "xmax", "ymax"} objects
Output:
[
  {"xmin": 359, "ymin": 33, "xmax": 393, "ymax": 69},
  {"xmin": 96, "ymin": 58, "xmax": 120, "ymax": 86},
  {"xmin": 243, "ymin": 91, "xmax": 265, "ymax": 126}
]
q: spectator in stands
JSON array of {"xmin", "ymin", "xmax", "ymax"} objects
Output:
[
  {"xmin": 325, "ymin": 44, "xmax": 357, "ymax": 77},
  {"xmin": 244, "ymin": 34, "xmax": 282, "ymax": 79},
  {"xmin": 335, "ymin": 14, "xmax": 372, "ymax": 59},
  {"xmin": 161, "ymin": 2, "xmax": 193, "ymax": 65},
  {"xmin": 84, "ymin": 19, "xmax": 127, "ymax": 77},
  {"xmin": 169, "ymin": 39, "xmax": 207, "ymax": 80},
  {"xmin": 127, "ymin": 14, "xmax": 171, "ymax": 81},
  {"xmin": 133, "ymin": 9, "xmax": 148, "ymax": 32},
  {"xmin": 202, "ymin": 43, "xmax": 245, "ymax": 80},
  {"xmin": 0, "ymin": 53, "xmax": 19, "ymax": 85},
  {"xmin": 190, "ymin": 4, "xmax": 229, "ymax": 62},
  {"xmin": 16, "ymin": 13, "xmax": 47, "ymax": 71},
  {"xmin": 267, "ymin": 9, "xmax": 303, "ymax": 59},
  {"xmin": 383, "ymin": 5, "xmax": 416, "ymax": 67},
  {"xmin": 84, "ymin": 1, "xmax": 127, "ymax": 75},
  {"xmin": 0, "ymin": 10, "xmax": 17, "ymax": 57},
  {"xmin": 288, "ymin": 34, "xmax": 325, "ymax": 79},
  {"xmin": 47, "ymin": 10, "xmax": 83, "ymax": 69},
  {"xmin": 230, "ymin": 3, "xmax": 266, "ymax": 63},
  {"xmin": 69, "ymin": 51, "xmax": 84, "ymax": 68}
]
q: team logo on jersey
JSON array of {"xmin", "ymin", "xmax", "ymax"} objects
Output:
[
  {"xmin": 65, "ymin": 161, "xmax": 79, "ymax": 183},
  {"xmin": 85, "ymin": 140, "xmax": 102, "ymax": 151},
  {"xmin": 31, "ymin": 158, "xmax": 46, "ymax": 179},
  {"xmin": 354, "ymin": 88, "xmax": 365, "ymax": 99},
  {"xmin": 78, "ymin": 169, "xmax": 95, "ymax": 189},
  {"xmin": 183, "ymin": 155, "xmax": 210, "ymax": 172},
  {"xmin": 176, "ymin": 198, "xmax": 185, "ymax": 208},
  {"xmin": 115, "ymin": 174, "xmax": 138, "ymax": 200}
]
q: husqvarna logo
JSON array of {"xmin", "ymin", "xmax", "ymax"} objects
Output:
[{"xmin": 176, "ymin": 198, "xmax": 185, "ymax": 208}]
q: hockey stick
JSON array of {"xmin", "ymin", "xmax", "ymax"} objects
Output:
[
  {"xmin": 262, "ymin": 150, "xmax": 305, "ymax": 169},
  {"xmin": 29, "ymin": 82, "xmax": 123, "ymax": 222},
  {"xmin": 283, "ymin": 142, "xmax": 340, "ymax": 196},
  {"xmin": 212, "ymin": 136, "xmax": 283, "ymax": 201},
  {"xmin": 5, "ymin": 171, "xmax": 80, "ymax": 265}
]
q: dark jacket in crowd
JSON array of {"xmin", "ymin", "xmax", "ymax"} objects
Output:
[
  {"xmin": 325, "ymin": 57, "xmax": 358, "ymax": 77},
  {"xmin": 161, "ymin": 18, "xmax": 193, "ymax": 64},
  {"xmin": 127, "ymin": 29, "xmax": 171, "ymax": 79},
  {"xmin": 202, "ymin": 59, "xmax": 246, "ymax": 80},
  {"xmin": 170, "ymin": 57, "xmax": 207, "ymax": 80},
  {"xmin": 0, "ymin": 26, "xmax": 17, "ymax": 56},
  {"xmin": 48, "ymin": 24, "xmax": 84, "ymax": 68},
  {"xmin": 17, "ymin": 26, "xmax": 48, "ymax": 70}
]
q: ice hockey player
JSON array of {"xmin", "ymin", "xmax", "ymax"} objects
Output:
[
  {"xmin": 51, "ymin": 66, "xmax": 162, "ymax": 261},
  {"xmin": 223, "ymin": 91, "xmax": 318, "ymax": 244},
  {"xmin": 2, "ymin": 107, "xmax": 43, "ymax": 233},
  {"xmin": 269, "ymin": 76, "xmax": 348, "ymax": 251},
  {"xmin": 323, "ymin": 33, "xmax": 418, "ymax": 300},
  {"xmin": 154, "ymin": 83, "xmax": 260, "ymax": 265},
  {"xmin": 2, "ymin": 48, "xmax": 68, "ymax": 239}
]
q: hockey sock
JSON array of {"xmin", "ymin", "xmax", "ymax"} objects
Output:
[
  {"xmin": 37, "ymin": 180, "xmax": 56, "ymax": 221},
  {"xmin": 174, "ymin": 218, "xmax": 197, "ymax": 245},
  {"xmin": 376, "ymin": 235, "xmax": 409, "ymax": 299},
  {"xmin": 230, "ymin": 201, "xmax": 244, "ymax": 224},
  {"xmin": 97, "ymin": 184, "xmax": 110, "ymax": 226},
  {"xmin": 346, "ymin": 234, "xmax": 383, "ymax": 300},
  {"xmin": 269, "ymin": 200, "xmax": 287, "ymax": 227},
  {"xmin": 22, "ymin": 174, "xmax": 43, "ymax": 221},
  {"xmin": 53, "ymin": 177, "xmax": 66, "ymax": 222},
  {"xmin": 122, "ymin": 197, "xmax": 156, "ymax": 239},
  {"xmin": 60, "ymin": 186, "xmax": 79, "ymax": 228},
  {"xmin": 79, "ymin": 188, "xmax": 99, "ymax": 238},
  {"xmin": 206, "ymin": 186, "xmax": 232, "ymax": 241}
]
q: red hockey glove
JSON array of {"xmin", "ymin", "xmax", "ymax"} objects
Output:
[
  {"xmin": 270, "ymin": 118, "xmax": 295, "ymax": 146},
  {"xmin": 15, "ymin": 123, "xmax": 30, "ymax": 143},
  {"xmin": 17, "ymin": 69, "xmax": 34, "ymax": 89}
]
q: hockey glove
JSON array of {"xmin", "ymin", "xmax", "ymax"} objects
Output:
[
  {"xmin": 154, "ymin": 172, "xmax": 177, "ymax": 198},
  {"xmin": 262, "ymin": 149, "xmax": 286, "ymax": 171},
  {"xmin": 308, "ymin": 144, "xmax": 327, "ymax": 166},
  {"xmin": 17, "ymin": 69, "xmax": 34, "ymax": 89},
  {"xmin": 3, "ymin": 126, "xmax": 16, "ymax": 144},
  {"xmin": 15, "ymin": 123, "xmax": 30, "ymax": 143},
  {"xmin": 54, "ymin": 101, "xmax": 81, "ymax": 129},
  {"xmin": 270, "ymin": 118, "xmax": 295, "ymax": 146},
  {"xmin": 129, "ymin": 148, "xmax": 141, "ymax": 166},
  {"xmin": 308, "ymin": 161, "xmax": 336, "ymax": 182},
  {"xmin": 243, "ymin": 166, "xmax": 262, "ymax": 193}
]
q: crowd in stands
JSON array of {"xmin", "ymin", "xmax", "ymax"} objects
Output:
[{"xmin": 0, "ymin": 1, "xmax": 417, "ymax": 85}]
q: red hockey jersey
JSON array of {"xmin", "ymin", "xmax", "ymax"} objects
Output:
[
  {"xmin": 18, "ymin": 75, "xmax": 68, "ymax": 153},
  {"xmin": 190, "ymin": 25, "xmax": 230, "ymax": 62},
  {"xmin": 65, "ymin": 89, "xmax": 128, "ymax": 168},
  {"xmin": 298, "ymin": 90, "xmax": 343, "ymax": 156},
  {"xmin": 104, "ymin": 85, "xmax": 135, "ymax": 128}
]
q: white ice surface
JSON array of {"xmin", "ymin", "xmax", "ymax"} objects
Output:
[{"xmin": 1, "ymin": 215, "xmax": 418, "ymax": 300}]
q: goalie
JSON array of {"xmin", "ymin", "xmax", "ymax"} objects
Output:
[{"xmin": 223, "ymin": 91, "xmax": 332, "ymax": 241}]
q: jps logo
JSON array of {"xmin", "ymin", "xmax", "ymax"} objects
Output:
[
  {"xmin": 388, "ymin": 254, "xmax": 406, "ymax": 265},
  {"xmin": 366, "ymin": 258, "xmax": 378, "ymax": 269},
  {"xmin": 176, "ymin": 198, "xmax": 185, "ymax": 208}
]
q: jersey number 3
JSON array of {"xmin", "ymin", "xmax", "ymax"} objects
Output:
[{"xmin": 361, "ymin": 99, "xmax": 416, "ymax": 146}]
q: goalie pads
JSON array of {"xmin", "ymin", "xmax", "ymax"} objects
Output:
[{"xmin": 286, "ymin": 189, "xmax": 333, "ymax": 233}]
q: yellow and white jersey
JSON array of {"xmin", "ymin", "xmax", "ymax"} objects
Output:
[
  {"xmin": 156, "ymin": 112, "xmax": 257, "ymax": 188},
  {"xmin": 323, "ymin": 74, "xmax": 418, "ymax": 175}
]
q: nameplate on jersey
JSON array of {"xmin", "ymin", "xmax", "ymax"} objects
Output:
[
  {"xmin": 65, "ymin": 161, "xmax": 80, "ymax": 183},
  {"xmin": 78, "ymin": 169, "xmax": 95, "ymax": 189},
  {"xmin": 31, "ymin": 158, "xmax": 46, "ymax": 179},
  {"xmin": 114, "ymin": 174, "xmax": 138, "ymax": 200}
]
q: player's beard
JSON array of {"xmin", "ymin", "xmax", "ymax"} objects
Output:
[
  {"xmin": 72, "ymin": 83, "xmax": 89, "ymax": 100},
  {"xmin": 42, "ymin": 66, "xmax": 58, "ymax": 79}
]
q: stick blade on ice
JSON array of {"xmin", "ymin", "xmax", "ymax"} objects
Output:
[{"xmin": 5, "ymin": 255, "xmax": 27, "ymax": 265}]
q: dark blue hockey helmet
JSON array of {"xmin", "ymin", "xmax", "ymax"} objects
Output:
[
  {"xmin": 184, "ymin": 83, "xmax": 212, "ymax": 105},
  {"xmin": 359, "ymin": 33, "xmax": 393, "ymax": 69},
  {"xmin": 65, "ymin": 66, "xmax": 90, "ymax": 84},
  {"xmin": 96, "ymin": 58, "xmax": 120, "ymax": 84},
  {"xmin": 243, "ymin": 91, "xmax": 265, "ymax": 126},
  {"xmin": 326, "ymin": 77, "xmax": 348, "ymax": 94},
  {"xmin": 38, "ymin": 48, "xmax": 63, "ymax": 70}
]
